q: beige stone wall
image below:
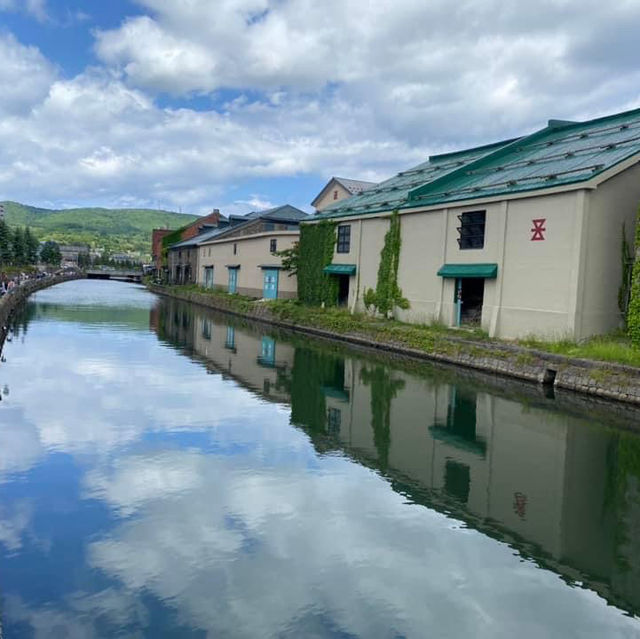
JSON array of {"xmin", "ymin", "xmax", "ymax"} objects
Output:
[
  {"xmin": 315, "ymin": 160, "xmax": 640, "ymax": 339},
  {"xmin": 191, "ymin": 316, "xmax": 294, "ymax": 404},
  {"xmin": 490, "ymin": 191, "xmax": 583, "ymax": 339},
  {"xmin": 197, "ymin": 231, "xmax": 299, "ymax": 299},
  {"xmin": 329, "ymin": 218, "xmax": 389, "ymax": 311},
  {"xmin": 579, "ymin": 163, "xmax": 640, "ymax": 339},
  {"xmin": 315, "ymin": 182, "xmax": 352, "ymax": 212},
  {"xmin": 331, "ymin": 359, "xmax": 615, "ymax": 562}
]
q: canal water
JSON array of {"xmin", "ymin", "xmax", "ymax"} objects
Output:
[{"xmin": 0, "ymin": 280, "xmax": 639, "ymax": 638}]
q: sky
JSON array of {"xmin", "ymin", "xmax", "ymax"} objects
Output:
[{"xmin": 0, "ymin": 1, "xmax": 639, "ymax": 216}]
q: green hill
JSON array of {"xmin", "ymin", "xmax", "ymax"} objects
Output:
[{"xmin": 1, "ymin": 201, "xmax": 198, "ymax": 257}]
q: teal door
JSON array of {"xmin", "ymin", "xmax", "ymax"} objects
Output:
[
  {"xmin": 259, "ymin": 337, "xmax": 276, "ymax": 367},
  {"xmin": 204, "ymin": 266, "xmax": 214, "ymax": 289},
  {"xmin": 228, "ymin": 267, "xmax": 238, "ymax": 294},
  {"xmin": 262, "ymin": 269, "xmax": 279, "ymax": 299}
]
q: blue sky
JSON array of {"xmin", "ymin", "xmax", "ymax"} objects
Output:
[{"xmin": 0, "ymin": 0, "xmax": 639, "ymax": 215}]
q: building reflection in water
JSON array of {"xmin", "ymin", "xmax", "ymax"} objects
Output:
[{"xmin": 152, "ymin": 297, "xmax": 640, "ymax": 617}]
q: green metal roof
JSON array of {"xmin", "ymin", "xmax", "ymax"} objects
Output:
[
  {"xmin": 437, "ymin": 263, "xmax": 498, "ymax": 278},
  {"xmin": 314, "ymin": 138, "xmax": 515, "ymax": 220},
  {"xmin": 313, "ymin": 107, "xmax": 640, "ymax": 221},
  {"xmin": 323, "ymin": 264, "xmax": 357, "ymax": 275}
]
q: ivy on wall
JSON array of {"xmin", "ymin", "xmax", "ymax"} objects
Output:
[
  {"xmin": 626, "ymin": 206, "xmax": 640, "ymax": 346},
  {"xmin": 363, "ymin": 210, "xmax": 409, "ymax": 317},
  {"xmin": 296, "ymin": 220, "xmax": 338, "ymax": 306},
  {"xmin": 619, "ymin": 223, "xmax": 633, "ymax": 321},
  {"xmin": 161, "ymin": 228, "xmax": 183, "ymax": 266},
  {"xmin": 360, "ymin": 364, "xmax": 405, "ymax": 470}
]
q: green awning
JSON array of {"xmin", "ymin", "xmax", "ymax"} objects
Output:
[
  {"xmin": 322, "ymin": 386, "xmax": 350, "ymax": 401},
  {"xmin": 323, "ymin": 264, "xmax": 356, "ymax": 275},
  {"xmin": 437, "ymin": 263, "xmax": 498, "ymax": 279}
]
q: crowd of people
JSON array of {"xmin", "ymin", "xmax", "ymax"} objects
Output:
[{"xmin": 0, "ymin": 270, "xmax": 58, "ymax": 297}]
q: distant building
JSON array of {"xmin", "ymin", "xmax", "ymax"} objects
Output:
[
  {"xmin": 0, "ymin": 203, "xmax": 4, "ymax": 220},
  {"xmin": 59, "ymin": 244, "xmax": 90, "ymax": 265},
  {"xmin": 311, "ymin": 177, "xmax": 375, "ymax": 212},
  {"xmin": 151, "ymin": 208, "xmax": 227, "ymax": 276},
  {"xmin": 111, "ymin": 253, "xmax": 139, "ymax": 265},
  {"xmin": 167, "ymin": 204, "xmax": 308, "ymax": 299},
  {"xmin": 194, "ymin": 205, "xmax": 308, "ymax": 299}
]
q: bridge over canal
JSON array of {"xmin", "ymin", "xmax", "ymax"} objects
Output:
[{"xmin": 86, "ymin": 269, "xmax": 143, "ymax": 283}]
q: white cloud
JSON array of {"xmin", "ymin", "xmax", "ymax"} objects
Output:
[
  {"xmin": 81, "ymin": 447, "xmax": 639, "ymax": 638},
  {"xmin": 0, "ymin": 0, "xmax": 49, "ymax": 22},
  {"xmin": 0, "ymin": 34, "xmax": 57, "ymax": 117},
  {"xmin": 0, "ymin": 2, "xmax": 639, "ymax": 211}
]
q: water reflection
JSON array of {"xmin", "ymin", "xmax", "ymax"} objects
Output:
[
  {"xmin": 155, "ymin": 296, "xmax": 640, "ymax": 618},
  {"xmin": 0, "ymin": 281, "xmax": 638, "ymax": 637}
]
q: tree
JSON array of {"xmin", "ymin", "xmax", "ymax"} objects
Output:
[
  {"xmin": 40, "ymin": 240, "xmax": 62, "ymax": 266},
  {"xmin": 24, "ymin": 227, "xmax": 40, "ymax": 265},
  {"xmin": 0, "ymin": 219, "xmax": 12, "ymax": 266},
  {"xmin": 12, "ymin": 227, "xmax": 25, "ymax": 265},
  {"xmin": 276, "ymin": 242, "xmax": 300, "ymax": 277}
]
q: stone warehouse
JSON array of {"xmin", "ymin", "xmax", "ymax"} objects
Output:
[
  {"xmin": 167, "ymin": 205, "xmax": 308, "ymax": 299},
  {"xmin": 197, "ymin": 205, "xmax": 307, "ymax": 299},
  {"xmin": 311, "ymin": 108, "xmax": 640, "ymax": 340}
]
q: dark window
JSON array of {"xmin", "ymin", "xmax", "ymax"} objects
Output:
[
  {"xmin": 457, "ymin": 210, "xmax": 486, "ymax": 249},
  {"xmin": 233, "ymin": 243, "xmax": 237, "ymax": 255},
  {"xmin": 201, "ymin": 318, "xmax": 211, "ymax": 340},
  {"xmin": 444, "ymin": 460, "xmax": 470, "ymax": 503},
  {"xmin": 337, "ymin": 225, "xmax": 351, "ymax": 253},
  {"xmin": 178, "ymin": 250, "xmax": 182, "ymax": 258},
  {"xmin": 333, "ymin": 190, "xmax": 338, "ymax": 200},
  {"xmin": 327, "ymin": 407, "xmax": 341, "ymax": 434},
  {"xmin": 270, "ymin": 238, "xmax": 277, "ymax": 253}
]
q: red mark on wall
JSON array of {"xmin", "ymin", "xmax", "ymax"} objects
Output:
[
  {"xmin": 531, "ymin": 218, "xmax": 546, "ymax": 241},
  {"xmin": 513, "ymin": 492, "xmax": 527, "ymax": 519}
]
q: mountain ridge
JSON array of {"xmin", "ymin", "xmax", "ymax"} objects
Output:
[{"xmin": 1, "ymin": 201, "xmax": 199, "ymax": 257}]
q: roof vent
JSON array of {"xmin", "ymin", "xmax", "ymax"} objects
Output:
[
  {"xmin": 579, "ymin": 133, "xmax": 589, "ymax": 139},
  {"xmin": 546, "ymin": 141, "xmax": 554, "ymax": 147},
  {"xmin": 494, "ymin": 166, "xmax": 504, "ymax": 172},
  {"xmin": 527, "ymin": 160, "xmax": 536, "ymax": 166},
  {"xmin": 605, "ymin": 143, "xmax": 617, "ymax": 150},
  {"xmin": 592, "ymin": 164, "xmax": 605, "ymax": 172},
  {"xmin": 507, "ymin": 180, "xmax": 518, "ymax": 187},
  {"xmin": 546, "ymin": 174, "xmax": 558, "ymax": 181},
  {"xmin": 621, "ymin": 124, "xmax": 629, "ymax": 130},
  {"xmin": 565, "ymin": 152, "xmax": 575, "ymax": 158},
  {"xmin": 472, "ymin": 187, "xmax": 481, "ymax": 192}
]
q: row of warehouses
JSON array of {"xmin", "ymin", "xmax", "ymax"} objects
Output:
[{"xmin": 154, "ymin": 107, "xmax": 640, "ymax": 340}]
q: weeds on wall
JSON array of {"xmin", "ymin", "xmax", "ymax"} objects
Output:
[
  {"xmin": 363, "ymin": 210, "xmax": 409, "ymax": 318},
  {"xmin": 626, "ymin": 206, "xmax": 640, "ymax": 346},
  {"xmin": 619, "ymin": 223, "xmax": 633, "ymax": 321},
  {"xmin": 296, "ymin": 221, "xmax": 338, "ymax": 306}
]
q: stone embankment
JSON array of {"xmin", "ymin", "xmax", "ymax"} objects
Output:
[
  {"xmin": 149, "ymin": 284, "xmax": 640, "ymax": 406},
  {"xmin": 0, "ymin": 275, "xmax": 81, "ymax": 352}
]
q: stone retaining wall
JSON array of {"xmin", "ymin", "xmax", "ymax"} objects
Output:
[
  {"xmin": 0, "ymin": 275, "xmax": 81, "ymax": 353},
  {"xmin": 149, "ymin": 284, "xmax": 640, "ymax": 406}
]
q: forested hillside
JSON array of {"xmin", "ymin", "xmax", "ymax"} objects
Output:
[{"xmin": 1, "ymin": 201, "xmax": 198, "ymax": 256}]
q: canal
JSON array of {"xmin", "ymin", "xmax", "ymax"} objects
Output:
[{"xmin": 0, "ymin": 279, "xmax": 639, "ymax": 637}]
